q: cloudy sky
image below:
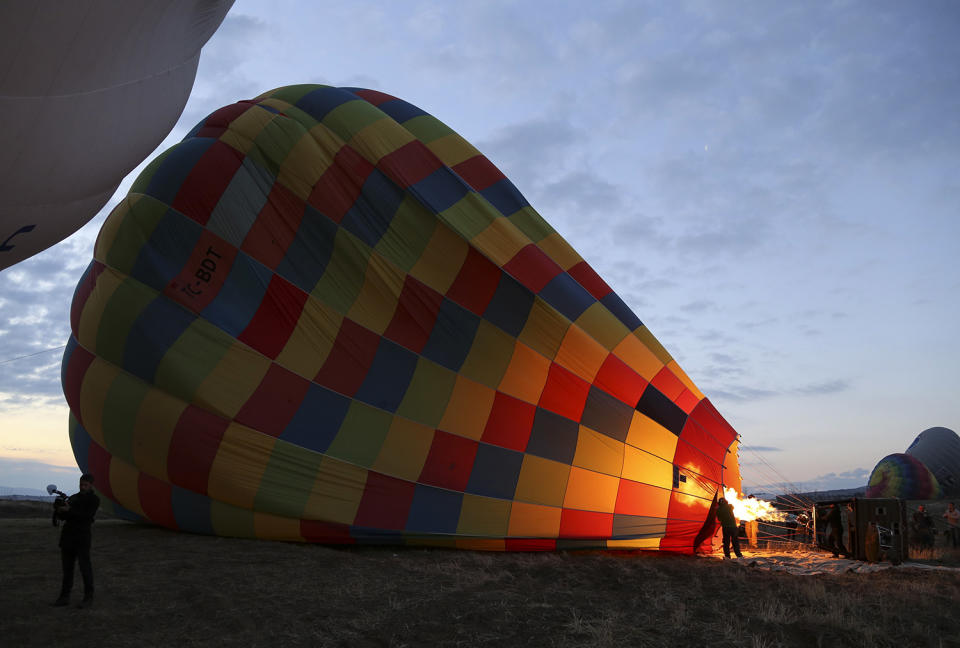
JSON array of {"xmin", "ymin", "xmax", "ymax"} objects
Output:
[{"xmin": 1, "ymin": 0, "xmax": 958, "ymax": 494}]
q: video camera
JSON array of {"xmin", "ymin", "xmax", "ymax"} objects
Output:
[{"xmin": 46, "ymin": 484, "xmax": 69, "ymax": 527}]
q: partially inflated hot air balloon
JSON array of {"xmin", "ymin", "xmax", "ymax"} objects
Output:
[
  {"xmin": 62, "ymin": 85, "xmax": 741, "ymax": 553},
  {"xmin": 865, "ymin": 453, "xmax": 941, "ymax": 500},
  {"xmin": 0, "ymin": 0, "xmax": 233, "ymax": 270}
]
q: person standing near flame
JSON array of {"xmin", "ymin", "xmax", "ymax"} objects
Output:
[{"xmin": 717, "ymin": 497, "xmax": 743, "ymax": 559}]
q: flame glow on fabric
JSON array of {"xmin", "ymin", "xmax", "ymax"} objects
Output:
[{"xmin": 62, "ymin": 85, "xmax": 741, "ymax": 552}]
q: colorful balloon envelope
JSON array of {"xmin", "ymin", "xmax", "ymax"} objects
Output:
[
  {"xmin": 865, "ymin": 453, "xmax": 941, "ymax": 500},
  {"xmin": 62, "ymin": 85, "xmax": 741, "ymax": 552}
]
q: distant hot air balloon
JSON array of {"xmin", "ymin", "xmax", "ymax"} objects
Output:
[
  {"xmin": 0, "ymin": 0, "xmax": 233, "ymax": 270},
  {"xmin": 865, "ymin": 453, "xmax": 941, "ymax": 500},
  {"xmin": 62, "ymin": 85, "xmax": 741, "ymax": 553},
  {"xmin": 906, "ymin": 427, "xmax": 960, "ymax": 497}
]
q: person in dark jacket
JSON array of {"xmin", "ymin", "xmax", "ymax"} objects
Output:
[
  {"xmin": 825, "ymin": 503, "xmax": 848, "ymax": 558},
  {"xmin": 716, "ymin": 497, "xmax": 743, "ymax": 558},
  {"xmin": 53, "ymin": 474, "xmax": 100, "ymax": 608}
]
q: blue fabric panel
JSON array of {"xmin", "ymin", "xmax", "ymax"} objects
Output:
[
  {"xmin": 636, "ymin": 386, "xmax": 687, "ymax": 437},
  {"xmin": 479, "ymin": 178, "xmax": 529, "ymax": 217},
  {"xmin": 130, "ymin": 210, "xmax": 202, "ymax": 292},
  {"xmin": 601, "ymin": 292, "xmax": 642, "ymax": 331},
  {"xmin": 409, "ymin": 168, "xmax": 472, "ymax": 214},
  {"xmin": 483, "ymin": 274, "xmax": 534, "ymax": 337},
  {"xmin": 68, "ymin": 414, "xmax": 91, "ymax": 474},
  {"xmin": 207, "ymin": 157, "xmax": 272, "ymax": 248},
  {"xmin": 466, "ymin": 444, "xmax": 524, "ymax": 500},
  {"xmin": 201, "ymin": 253, "xmax": 272, "ymax": 338},
  {"xmin": 405, "ymin": 485, "xmax": 462, "ymax": 534},
  {"xmin": 354, "ymin": 338, "xmax": 418, "ymax": 412},
  {"xmin": 421, "ymin": 299, "xmax": 480, "ymax": 372},
  {"xmin": 580, "ymin": 386, "xmax": 635, "ymax": 442},
  {"xmin": 143, "ymin": 138, "xmax": 215, "ymax": 205},
  {"xmin": 295, "ymin": 87, "xmax": 356, "ymax": 122},
  {"xmin": 612, "ymin": 514, "xmax": 667, "ymax": 539},
  {"xmin": 123, "ymin": 297, "xmax": 196, "ymax": 383},
  {"xmin": 349, "ymin": 527, "xmax": 404, "ymax": 544},
  {"xmin": 525, "ymin": 408, "xmax": 579, "ymax": 464},
  {"xmin": 280, "ymin": 383, "xmax": 351, "ymax": 453},
  {"xmin": 376, "ymin": 99, "xmax": 428, "ymax": 124},
  {"xmin": 341, "ymin": 169, "xmax": 405, "ymax": 247},
  {"xmin": 61, "ymin": 335, "xmax": 79, "ymax": 386},
  {"xmin": 539, "ymin": 273, "xmax": 595, "ymax": 322},
  {"xmin": 276, "ymin": 204, "xmax": 338, "ymax": 293},
  {"xmin": 171, "ymin": 485, "xmax": 215, "ymax": 535}
]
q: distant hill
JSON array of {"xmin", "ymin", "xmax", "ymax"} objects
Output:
[{"xmin": 0, "ymin": 486, "xmax": 55, "ymax": 499}]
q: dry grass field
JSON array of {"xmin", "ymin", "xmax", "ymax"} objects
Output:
[{"xmin": 1, "ymin": 499, "xmax": 958, "ymax": 648}]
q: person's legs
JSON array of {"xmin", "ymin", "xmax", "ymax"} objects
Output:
[
  {"xmin": 55, "ymin": 546, "xmax": 76, "ymax": 605},
  {"xmin": 77, "ymin": 536, "xmax": 94, "ymax": 603},
  {"xmin": 730, "ymin": 531, "xmax": 743, "ymax": 558}
]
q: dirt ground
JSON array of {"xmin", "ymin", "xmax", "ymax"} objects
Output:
[{"xmin": 2, "ymin": 500, "xmax": 958, "ymax": 648}]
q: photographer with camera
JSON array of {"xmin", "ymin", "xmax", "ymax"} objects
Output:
[{"xmin": 52, "ymin": 473, "xmax": 99, "ymax": 608}]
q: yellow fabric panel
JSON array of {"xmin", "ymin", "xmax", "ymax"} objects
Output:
[
  {"xmin": 455, "ymin": 538, "xmax": 506, "ymax": 551},
  {"xmin": 574, "ymin": 302, "xmax": 631, "ymax": 353},
  {"xmin": 554, "ymin": 323, "xmax": 607, "ymax": 383},
  {"xmin": 409, "ymin": 222, "xmax": 469, "ymax": 294},
  {"xmin": 372, "ymin": 417, "xmax": 435, "ymax": 482},
  {"xmin": 438, "ymin": 375, "xmax": 496, "ymax": 441},
  {"xmin": 607, "ymin": 538, "xmax": 662, "ymax": 550},
  {"xmin": 78, "ymin": 358, "xmax": 119, "ymax": 447},
  {"xmin": 563, "ymin": 467, "xmax": 619, "ymax": 513},
  {"xmin": 613, "ymin": 333, "xmax": 664, "ymax": 382},
  {"xmin": 573, "ymin": 426, "xmax": 625, "ymax": 477},
  {"xmin": 108, "ymin": 456, "xmax": 145, "ymax": 518},
  {"xmin": 514, "ymin": 455, "xmax": 570, "ymax": 507},
  {"xmin": 626, "ymin": 412, "xmax": 679, "ymax": 462},
  {"xmin": 303, "ymin": 456, "xmax": 368, "ymax": 525},
  {"xmin": 518, "ymin": 299, "xmax": 569, "ymax": 361},
  {"xmin": 253, "ymin": 511, "xmax": 304, "ymax": 541},
  {"xmin": 275, "ymin": 124, "xmax": 342, "ymax": 200},
  {"xmin": 132, "ymin": 388, "xmax": 185, "ymax": 482},
  {"xmin": 424, "ymin": 132, "xmax": 480, "ymax": 167},
  {"xmin": 666, "ymin": 359, "xmax": 705, "ymax": 401},
  {"xmin": 218, "ymin": 102, "xmax": 276, "ymax": 156},
  {"xmin": 76, "ymin": 269, "xmax": 123, "ymax": 349},
  {"xmin": 459, "ymin": 319, "xmax": 516, "ymax": 388},
  {"xmin": 622, "ymin": 445, "xmax": 673, "ymax": 489},
  {"xmin": 457, "ymin": 494, "xmax": 511, "ymax": 537},
  {"xmin": 346, "ymin": 254, "xmax": 405, "ymax": 335},
  {"xmin": 497, "ymin": 341, "xmax": 550, "ymax": 405},
  {"xmin": 507, "ymin": 501, "xmax": 562, "ymax": 538},
  {"xmin": 724, "ymin": 438, "xmax": 742, "ymax": 493},
  {"xmin": 536, "ymin": 232, "xmax": 582, "ymax": 270},
  {"xmin": 634, "ymin": 325, "xmax": 673, "ymax": 365},
  {"xmin": 348, "ymin": 116, "xmax": 416, "ymax": 163},
  {"xmin": 275, "ymin": 297, "xmax": 343, "ymax": 380},
  {"xmin": 193, "ymin": 342, "xmax": 271, "ymax": 420},
  {"xmin": 470, "ymin": 216, "xmax": 529, "ymax": 267},
  {"xmin": 207, "ymin": 423, "xmax": 277, "ymax": 510}
]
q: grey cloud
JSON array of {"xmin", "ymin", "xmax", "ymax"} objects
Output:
[
  {"xmin": 796, "ymin": 379, "xmax": 850, "ymax": 396},
  {"xmin": 741, "ymin": 446, "xmax": 782, "ymax": 453}
]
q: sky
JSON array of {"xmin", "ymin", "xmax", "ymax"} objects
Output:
[{"xmin": 1, "ymin": 0, "xmax": 958, "ymax": 495}]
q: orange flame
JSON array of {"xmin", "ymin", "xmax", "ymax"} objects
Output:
[{"xmin": 723, "ymin": 487, "xmax": 785, "ymax": 522}]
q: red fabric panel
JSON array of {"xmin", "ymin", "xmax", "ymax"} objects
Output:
[
  {"xmin": 194, "ymin": 101, "xmax": 256, "ymax": 138},
  {"xmin": 70, "ymin": 261, "xmax": 105, "ymax": 334},
  {"xmin": 418, "ymin": 430, "xmax": 478, "ymax": 492},
  {"xmin": 138, "ymin": 472, "xmax": 178, "ymax": 530},
  {"xmin": 673, "ymin": 425, "xmax": 723, "ymax": 486},
  {"xmin": 481, "ymin": 391, "xmax": 536, "ymax": 451},
  {"xmin": 505, "ymin": 538, "xmax": 556, "ymax": 551},
  {"xmin": 172, "ymin": 140, "xmax": 244, "ymax": 225},
  {"xmin": 383, "ymin": 275, "xmax": 444, "ymax": 353},
  {"xmin": 593, "ymin": 354, "xmax": 648, "ymax": 409},
  {"xmin": 299, "ymin": 519, "xmax": 356, "ymax": 544},
  {"xmin": 688, "ymin": 398, "xmax": 738, "ymax": 449},
  {"xmin": 675, "ymin": 388, "xmax": 700, "ymax": 414},
  {"xmin": 85, "ymin": 441, "xmax": 114, "ymax": 503},
  {"xmin": 502, "ymin": 244, "xmax": 563, "ymax": 294},
  {"xmin": 166, "ymin": 405, "xmax": 229, "ymax": 496},
  {"xmin": 567, "ymin": 261, "xmax": 613, "ymax": 300},
  {"xmin": 314, "ymin": 318, "xmax": 381, "ymax": 397},
  {"xmin": 241, "ymin": 181, "xmax": 305, "ymax": 269},
  {"xmin": 163, "ymin": 229, "xmax": 238, "ymax": 314},
  {"xmin": 445, "ymin": 246, "xmax": 502, "ymax": 316},
  {"xmin": 62, "ymin": 344, "xmax": 96, "ymax": 428},
  {"xmin": 351, "ymin": 88, "xmax": 398, "ymax": 105},
  {"xmin": 614, "ymin": 479, "xmax": 667, "ymax": 516},
  {"xmin": 662, "ymin": 500, "xmax": 710, "ymax": 554},
  {"xmin": 353, "ymin": 472, "xmax": 416, "ymax": 530},
  {"xmin": 307, "ymin": 146, "xmax": 374, "ymax": 223},
  {"xmin": 651, "ymin": 366, "xmax": 685, "ymax": 401},
  {"xmin": 377, "ymin": 140, "xmax": 443, "ymax": 188},
  {"xmin": 538, "ymin": 363, "xmax": 590, "ymax": 421},
  {"xmin": 451, "ymin": 155, "xmax": 506, "ymax": 191},
  {"xmin": 235, "ymin": 363, "xmax": 311, "ymax": 437},
  {"xmin": 560, "ymin": 509, "xmax": 614, "ymax": 538},
  {"xmin": 238, "ymin": 274, "xmax": 308, "ymax": 359}
]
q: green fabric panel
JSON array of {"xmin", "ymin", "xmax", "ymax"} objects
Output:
[
  {"xmin": 253, "ymin": 440, "xmax": 323, "ymax": 519},
  {"xmin": 210, "ymin": 499, "xmax": 257, "ymax": 539},
  {"xmin": 311, "ymin": 229, "xmax": 371, "ymax": 314},
  {"xmin": 325, "ymin": 402, "xmax": 392, "ymax": 468},
  {"xmin": 129, "ymin": 147, "xmax": 175, "ymax": 195},
  {"xmin": 153, "ymin": 318, "xmax": 234, "ymax": 405},
  {"xmin": 509, "ymin": 206, "xmax": 556, "ymax": 242},
  {"xmin": 458, "ymin": 320, "xmax": 516, "ymax": 389},
  {"xmin": 248, "ymin": 114, "xmax": 309, "ymax": 178},
  {"xmin": 103, "ymin": 197, "xmax": 169, "ymax": 275},
  {"xmin": 396, "ymin": 358, "xmax": 457, "ymax": 427},
  {"xmin": 278, "ymin": 103, "xmax": 322, "ymax": 132},
  {"xmin": 322, "ymin": 99, "xmax": 387, "ymax": 142},
  {"xmin": 95, "ymin": 279, "xmax": 156, "ymax": 368},
  {"xmin": 266, "ymin": 84, "xmax": 324, "ymax": 106},
  {"xmin": 100, "ymin": 372, "xmax": 151, "ymax": 465},
  {"xmin": 439, "ymin": 193, "xmax": 499, "ymax": 241},
  {"xmin": 402, "ymin": 114, "xmax": 454, "ymax": 143},
  {"xmin": 374, "ymin": 195, "xmax": 438, "ymax": 271}
]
